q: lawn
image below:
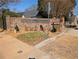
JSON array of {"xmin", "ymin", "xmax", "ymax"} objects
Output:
[{"xmin": 16, "ymin": 31, "xmax": 49, "ymax": 45}]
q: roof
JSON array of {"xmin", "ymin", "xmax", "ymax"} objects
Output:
[{"xmin": 22, "ymin": 18, "xmax": 50, "ymax": 23}]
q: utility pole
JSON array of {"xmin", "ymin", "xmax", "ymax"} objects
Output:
[
  {"xmin": 48, "ymin": 2, "xmax": 51, "ymax": 20},
  {"xmin": 47, "ymin": 2, "xmax": 51, "ymax": 34}
]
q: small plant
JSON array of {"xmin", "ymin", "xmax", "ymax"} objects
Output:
[{"xmin": 51, "ymin": 23, "xmax": 57, "ymax": 32}]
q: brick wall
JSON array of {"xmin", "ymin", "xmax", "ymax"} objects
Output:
[{"xmin": 6, "ymin": 16, "xmax": 63, "ymax": 32}]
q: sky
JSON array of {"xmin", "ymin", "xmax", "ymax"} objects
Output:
[
  {"xmin": 74, "ymin": 0, "xmax": 78, "ymax": 16},
  {"xmin": 8, "ymin": 0, "xmax": 78, "ymax": 16},
  {"xmin": 8, "ymin": 0, "xmax": 38, "ymax": 12}
]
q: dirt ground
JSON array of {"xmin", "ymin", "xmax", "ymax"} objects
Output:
[
  {"xmin": 0, "ymin": 33, "xmax": 54, "ymax": 59},
  {"xmin": 39, "ymin": 28, "xmax": 78, "ymax": 59},
  {"xmin": 0, "ymin": 28, "xmax": 77, "ymax": 59}
]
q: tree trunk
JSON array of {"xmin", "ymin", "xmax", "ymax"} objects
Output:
[{"xmin": 2, "ymin": 10, "xmax": 7, "ymax": 30}]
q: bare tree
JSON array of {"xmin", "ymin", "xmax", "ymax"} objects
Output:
[
  {"xmin": 0, "ymin": 0, "xmax": 20, "ymax": 31},
  {"xmin": 38, "ymin": 0, "xmax": 76, "ymax": 18}
]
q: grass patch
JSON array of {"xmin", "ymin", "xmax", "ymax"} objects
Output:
[{"xmin": 16, "ymin": 31, "xmax": 49, "ymax": 45}]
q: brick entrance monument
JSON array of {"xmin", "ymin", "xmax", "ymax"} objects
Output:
[{"xmin": 6, "ymin": 16, "xmax": 65, "ymax": 33}]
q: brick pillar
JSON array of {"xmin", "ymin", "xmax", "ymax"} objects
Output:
[
  {"xmin": 6, "ymin": 16, "xmax": 13, "ymax": 32},
  {"xmin": 59, "ymin": 16, "xmax": 65, "ymax": 32},
  {"xmin": 51, "ymin": 17, "xmax": 56, "ymax": 24},
  {"xmin": 6, "ymin": 16, "xmax": 9, "ymax": 30}
]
